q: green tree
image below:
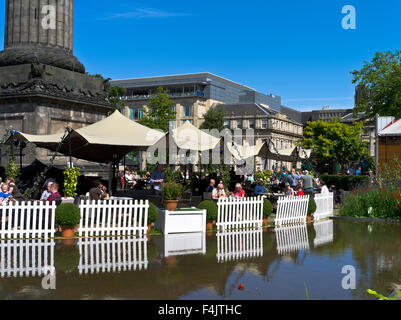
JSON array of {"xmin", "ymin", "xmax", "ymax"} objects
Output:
[
  {"xmin": 138, "ymin": 87, "xmax": 176, "ymax": 132},
  {"xmin": 200, "ymin": 104, "xmax": 226, "ymax": 132},
  {"xmin": 301, "ymin": 119, "xmax": 369, "ymax": 173},
  {"xmin": 352, "ymin": 50, "xmax": 401, "ymax": 119},
  {"xmin": 108, "ymin": 86, "xmax": 126, "ymax": 111}
]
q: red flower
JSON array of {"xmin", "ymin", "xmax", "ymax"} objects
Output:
[{"xmin": 238, "ymin": 284, "xmax": 245, "ymax": 290}]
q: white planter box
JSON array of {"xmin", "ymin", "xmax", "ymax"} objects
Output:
[{"xmin": 155, "ymin": 208, "xmax": 207, "ymax": 235}]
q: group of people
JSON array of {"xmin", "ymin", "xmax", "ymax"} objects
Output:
[
  {"xmin": 40, "ymin": 179, "xmax": 62, "ymax": 202},
  {"xmin": 0, "ymin": 177, "xmax": 25, "ymax": 205},
  {"xmin": 206, "ymin": 179, "xmax": 247, "ymax": 200}
]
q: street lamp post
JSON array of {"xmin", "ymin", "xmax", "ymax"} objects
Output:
[{"xmin": 67, "ymin": 126, "xmax": 72, "ymax": 168}]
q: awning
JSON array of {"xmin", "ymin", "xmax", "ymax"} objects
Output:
[
  {"xmin": 379, "ymin": 119, "xmax": 401, "ymax": 136},
  {"xmin": 7, "ymin": 110, "xmax": 165, "ymax": 164},
  {"xmin": 226, "ymin": 141, "xmax": 268, "ymax": 161},
  {"xmin": 161, "ymin": 121, "xmax": 222, "ymax": 152}
]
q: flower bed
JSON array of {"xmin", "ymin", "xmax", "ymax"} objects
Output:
[{"xmin": 340, "ymin": 187, "xmax": 401, "ymax": 220}]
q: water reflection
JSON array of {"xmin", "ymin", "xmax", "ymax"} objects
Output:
[
  {"xmin": 0, "ymin": 240, "xmax": 54, "ymax": 278},
  {"xmin": 78, "ymin": 237, "xmax": 148, "ymax": 274},
  {"xmin": 275, "ymin": 224, "xmax": 309, "ymax": 255},
  {"xmin": 216, "ymin": 229, "xmax": 263, "ymax": 263},
  {"xmin": 163, "ymin": 233, "xmax": 206, "ymax": 257},
  {"xmin": 313, "ymin": 220, "xmax": 334, "ymax": 247},
  {"xmin": 0, "ymin": 220, "xmax": 400, "ymax": 300}
]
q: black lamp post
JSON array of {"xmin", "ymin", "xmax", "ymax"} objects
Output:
[{"xmin": 67, "ymin": 126, "xmax": 72, "ymax": 168}]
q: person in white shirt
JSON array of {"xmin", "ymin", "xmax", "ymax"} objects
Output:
[
  {"xmin": 320, "ymin": 181, "xmax": 330, "ymax": 194},
  {"xmin": 41, "ymin": 182, "xmax": 53, "ymax": 201}
]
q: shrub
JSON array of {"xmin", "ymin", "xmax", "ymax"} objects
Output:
[
  {"xmin": 161, "ymin": 182, "xmax": 184, "ymax": 200},
  {"xmin": 55, "ymin": 203, "xmax": 81, "ymax": 226},
  {"xmin": 263, "ymin": 198, "xmax": 273, "ymax": 217},
  {"xmin": 340, "ymin": 187, "xmax": 401, "ymax": 219},
  {"xmin": 320, "ymin": 174, "xmax": 370, "ymax": 191},
  {"xmin": 148, "ymin": 202, "xmax": 159, "ymax": 224},
  {"xmin": 197, "ymin": 200, "xmax": 218, "ymax": 222},
  {"xmin": 308, "ymin": 197, "xmax": 317, "ymax": 215},
  {"xmin": 255, "ymin": 171, "xmax": 273, "ymax": 186}
]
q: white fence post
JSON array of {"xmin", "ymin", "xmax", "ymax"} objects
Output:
[
  {"xmin": 216, "ymin": 228, "xmax": 263, "ymax": 263},
  {"xmin": 313, "ymin": 193, "xmax": 334, "ymax": 221},
  {"xmin": 275, "ymin": 195, "xmax": 309, "ymax": 227},
  {"xmin": 0, "ymin": 201, "xmax": 56, "ymax": 240},
  {"xmin": 78, "ymin": 199, "xmax": 149, "ymax": 237},
  {"xmin": 275, "ymin": 224, "xmax": 309, "ymax": 255},
  {"xmin": 216, "ymin": 196, "xmax": 264, "ymax": 231},
  {"xmin": 78, "ymin": 237, "xmax": 148, "ymax": 274}
]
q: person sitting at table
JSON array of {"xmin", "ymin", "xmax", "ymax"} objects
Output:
[
  {"xmin": 206, "ymin": 179, "xmax": 216, "ymax": 193},
  {"xmin": 41, "ymin": 181, "xmax": 53, "ymax": 201},
  {"xmin": 0, "ymin": 183, "xmax": 12, "ymax": 205},
  {"xmin": 47, "ymin": 183, "xmax": 62, "ymax": 203},
  {"xmin": 232, "ymin": 183, "xmax": 245, "ymax": 198},
  {"xmin": 295, "ymin": 184, "xmax": 304, "ymax": 196},
  {"xmin": 254, "ymin": 180, "xmax": 267, "ymax": 196},
  {"xmin": 212, "ymin": 183, "xmax": 227, "ymax": 199},
  {"xmin": 285, "ymin": 183, "xmax": 295, "ymax": 196},
  {"xmin": 89, "ymin": 181, "xmax": 108, "ymax": 201}
]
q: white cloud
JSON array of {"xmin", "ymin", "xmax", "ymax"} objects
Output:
[{"xmin": 100, "ymin": 8, "xmax": 189, "ymax": 20}]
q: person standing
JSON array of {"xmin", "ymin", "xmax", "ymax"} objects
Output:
[
  {"xmin": 301, "ymin": 170, "xmax": 315, "ymax": 196},
  {"xmin": 206, "ymin": 179, "xmax": 216, "ymax": 193},
  {"xmin": 150, "ymin": 164, "xmax": 165, "ymax": 195}
]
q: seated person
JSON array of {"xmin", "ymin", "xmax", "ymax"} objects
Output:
[
  {"xmin": 254, "ymin": 180, "xmax": 268, "ymax": 196},
  {"xmin": 212, "ymin": 183, "xmax": 227, "ymax": 199},
  {"xmin": 206, "ymin": 179, "xmax": 216, "ymax": 193},
  {"xmin": 295, "ymin": 185, "xmax": 304, "ymax": 196},
  {"xmin": 0, "ymin": 183, "xmax": 12, "ymax": 205},
  {"xmin": 89, "ymin": 181, "xmax": 109, "ymax": 201},
  {"xmin": 41, "ymin": 182, "xmax": 53, "ymax": 201},
  {"xmin": 47, "ymin": 183, "xmax": 62, "ymax": 203},
  {"xmin": 232, "ymin": 183, "xmax": 245, "ymax": 198},
  {"xmin": 285, "ymin": 183, "xmax": 295, "ymax": 196}
]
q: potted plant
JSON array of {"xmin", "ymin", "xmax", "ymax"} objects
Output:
[
  {"xmin": 197, "ymin": 200, "xmax": 218, "ymax": 231},
  {"xmin": 307, "ymin": 197, "xmax": 317, "ymax": 223},
  {"xmin": 148, "ymin": 202, "xmax": 159, "ymax": 233},
  {"xmin": 161, "ymin": 182, "xmax": 184, "ymax": 211},
  {"xmin": 55, "ymin": 203, "xmax": 81, "ymax": 238},
  {"xmin": 263, "ymin": 198, "xmax": 273, "ymax": 227}
]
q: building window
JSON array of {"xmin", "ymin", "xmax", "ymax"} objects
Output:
[
  {"xmin": 236, "ymin": 120, "xmax": 243, "ymax": 129},
  {"xmin": 249, "ymin": 119, "xmax": 255, "ymax": 129},
  {"xmin": 261, "ymin": 120, "xmax": 268, "ymax": 129},
  {"xmin": 130, "ymin": 107, "xmax": 143, "ymax": 120},
  {"xmin": 224, "ymin": 120, "xmax": 230, "ymax": 128},
  {"xmin": 183, "ymin": 105, "xmax": 193, "ymax": 117}
]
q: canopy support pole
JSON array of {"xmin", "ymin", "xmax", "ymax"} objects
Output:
[{"xmin": 108, "ymin": 161, "xmax": 113, "ymax": 196}]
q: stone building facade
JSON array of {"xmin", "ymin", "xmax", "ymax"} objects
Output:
[
  {"xmin": 0, "ymin": 0, "xmax": 113, "ymax": 175},
  {"xmin": 223, "ymin": 104, "xmax": 304, "ymax": 171}
]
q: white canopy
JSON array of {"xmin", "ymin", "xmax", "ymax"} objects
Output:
[
  {"xmin": 167, "ymin": 121, "xmax": 222, "ymax": 151},
  {"xmin": 226, "ymin": 141, "xmax": 268, "ymax": 161},
  {"xmin": 379, "ymin": 119, "xmax": 401, "ymax": 136}
]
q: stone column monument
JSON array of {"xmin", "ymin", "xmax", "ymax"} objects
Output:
[{"xmin": 0, "ymin": 0, "xmax": 113, "ymax": 175}]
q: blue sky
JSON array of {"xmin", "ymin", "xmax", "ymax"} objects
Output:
[{"xmin": 1, "ymin": 0, "xmax": 400, "ymax": 111}]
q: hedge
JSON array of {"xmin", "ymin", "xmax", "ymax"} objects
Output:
[
  {"xmin": 197, "ymin": 200, "xmax": 218, "ymax": 222},
  {"xmin": 320, "ymin": 174, "xmax": 370, "ymax": 191}
]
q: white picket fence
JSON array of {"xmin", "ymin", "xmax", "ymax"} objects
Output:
[
  {"xmin": 275, "ymin": 224, "xmax": 309, "ymax": 255},
  {"xmin": 0, "ymin": 239, "xmax": 55, "ymax": 277},
  {"xmin": 78, "ymin": 237, "xmax": 148, "ymax": 274},
  {"xmin": 0, "ymin": 202, "xmax": 56, "ymax": 240},
  {"xmin": 216, "ymin": 196, "xmax": 264, "ymax": 231},
  {"xmin": 163, "ymin": 232, "xmax": 206, "ymax": 257},
  {"xmin": 78, "ymin": 199, "xmax": 149, "ymax": 237},
  {"xmin": 313, "ymin": 193, "xmax": 334, "ymax": 221},
  {"xmin": 216, "ymin": 228, "xmax": 263, "ymax": 262},
  {"xmin": 275, "ymin": 195, "xmax": 310, "ymax": 227},
  {"xmin": 313, "ymin": 219, "xmax": 334, "ymax": 247}
]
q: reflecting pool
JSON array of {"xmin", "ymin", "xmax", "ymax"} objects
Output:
[{"xmin": 0, "ymin": 219, "xmax": 400, "ymax": 300}]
